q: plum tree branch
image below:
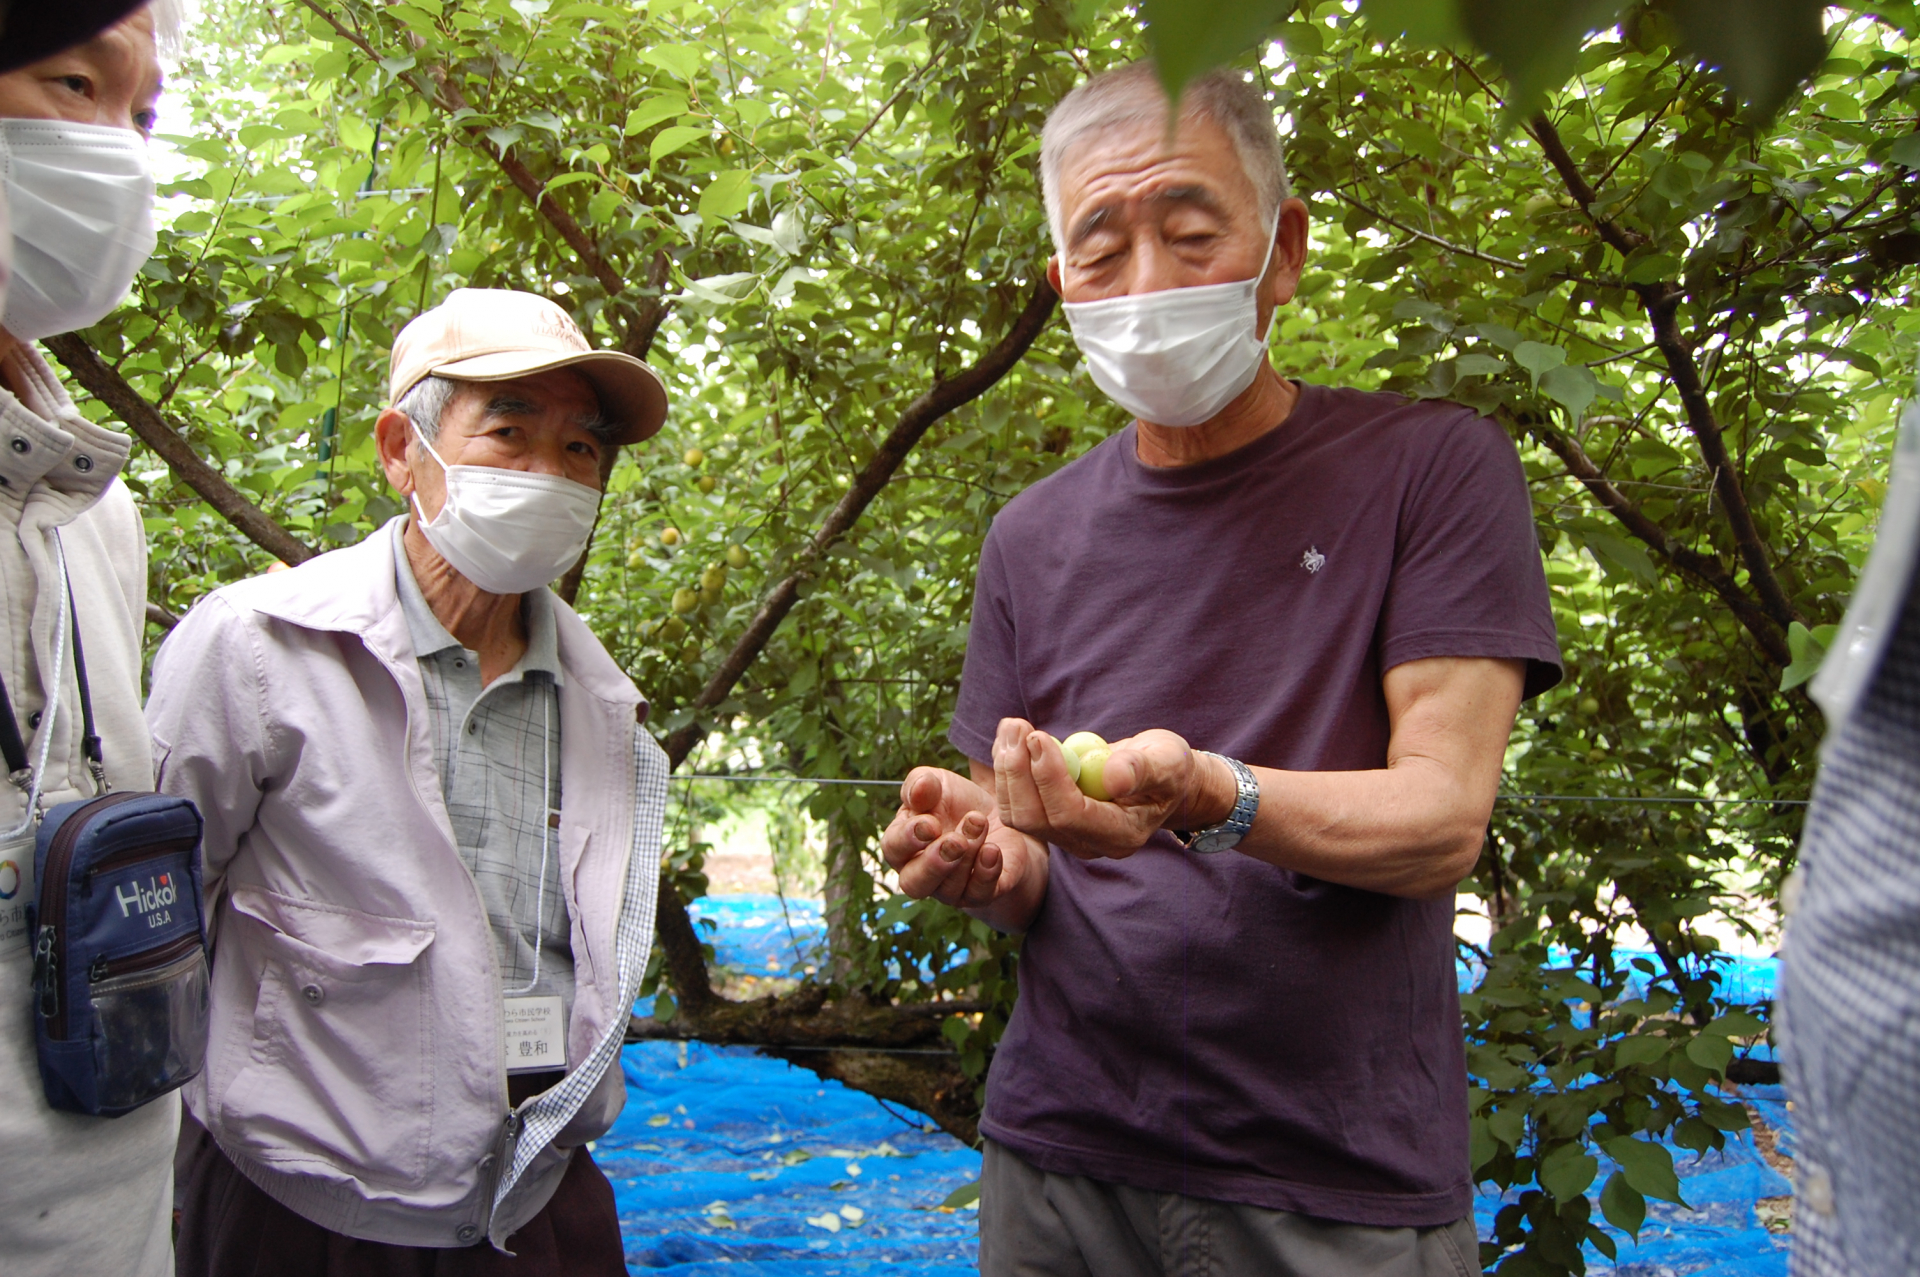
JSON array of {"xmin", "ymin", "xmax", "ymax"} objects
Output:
[
  {"xmin": 650, "ymin": 279, "xmax": 1057, "ymax": 1011},
  {"xmin": 1528, "ymin": 418, "xmax": 1791, "ymax": 667},
  {"xmin": 45, "ymin": 333, "xmax": 317, "ymax": 568},
  {"xmin": 1527, "ymin": 112, "xmax": 1804, "ymax": 638},
  {"xmin": 299, "ymin": 0, "xmax": 670, "ymax": 353}
]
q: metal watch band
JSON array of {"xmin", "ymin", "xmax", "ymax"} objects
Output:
[{"xmin": 1177, "ymin": 753, "xmax": 1259, "ymax": 854}]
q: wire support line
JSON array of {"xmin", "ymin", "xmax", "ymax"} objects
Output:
[
  {"xmin": 1497, "ymin": 794, "xmax": 1809, "ymax": 806},
  {"xmin": 624, "ymin": 1034, "xmax": 958, "ymax": 1057},
  {"xmin": 671, "ymin": 772, "xmax": 1808, "ymax": 806},
  {"xmin": 677, "ymin": 773, "xmax": 898, "ymax": 787}
]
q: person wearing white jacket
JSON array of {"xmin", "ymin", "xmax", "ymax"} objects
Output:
[
  {"xmin": 152, "ymin": 288, "xmax": 671, "ymax": 1275},
  {"xmin": 0, "ymin": 6, "xmax": 185, "ymax": 1277}
]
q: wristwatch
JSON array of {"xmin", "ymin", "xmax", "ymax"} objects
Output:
[{"xmin": 1175, "ymin": 753, "xmax": 1260, "ymax": 854}]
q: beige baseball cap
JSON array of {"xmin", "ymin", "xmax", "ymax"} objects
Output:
[{"xmin": 388, "ymin": 288, "xmax": 668, "ymax": 444}]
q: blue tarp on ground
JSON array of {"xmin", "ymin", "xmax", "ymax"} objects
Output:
[
  {"xmin": 605, "ymin": 1041, "xmax": 981, "ymax": 1274},
  {"xmin": 614, "ymin": 898, "xmax": 1795, "ymax": 1273}
]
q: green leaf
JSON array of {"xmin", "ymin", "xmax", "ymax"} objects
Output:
[
  {"xmin": 1512, "ymin": 340, "xmax": 1566, "ymax": 388},
  {"xmin": 1454, "ymin": 352, "xmax": 1508, "ymax": 376},
  {"xmin": 653, "ymin": 991, "xmax": 677, "ymax": 1023},
  {"xmin": 1541, "ymin": 363, "xmax": 1598, "ymax": 421},
  {"xmin": 1140, "ymin": 0, "xmax": 1293, "ymax": 103},
  {"xmin": 1891, "ymin": 132, "xmax": 1920, "ymax": 169},
  {"xmin": 1538, "ymin": 1142, "xmax": 1599, "ymax": 1202},
  {"xmin": 699, "ymin": 169, "xmax": 757, "ymax": 224},
  {"xmin": 1599, "ymin": 1171, "xmax": 1647, "ymax": 1239},
  {"xmin": 1603, "ymin": 1136, "xmax": 1687, "ymax": 1206},
  {"xmin": 938, "ymin": 1180, "xmax": 981, "ymax": 1209},
  {"xmin": 1468, "ymin": 1045, "xmax": 1532, "ymax": 1089},
  {"xmin": 1708, "ymin": 1010, "xmax": 1767, "ymax": 1038},
  {"xmin": 1470, "ymin": 1115, "xmax": 1500, "ymax": 1171},
  {"xmin": 643, "ymin": 43, "xmax": 707, "ymax": 81},
  {"xmin": 1613, "ymin": 1034, "xmax": 1668, "ymax": 1067},
  {"xmin": 651, "ymin": 126, "xmax": 711, "ymax": 163},
  {"xmin": 1572, "ymin": 524, "xmax": 1659, "ymax": 585},
  {"xmin": 679, "ymin": 272, "xmax": 762, "ymax": 305},
  {"xmin": 1685, "ymin": 1031, "xmax": 1735, "ymax": 1072},
  {"xmin": 1669, "ymin": 0, "xmax": 1826, "ymax": 121},
  {"xmin": 1781, "ymin": 619, "xmax": 1828, "ymax": 691},
  {"xmin": 625, "ymin": 93, "xmax": 691, "ymax": 136}
]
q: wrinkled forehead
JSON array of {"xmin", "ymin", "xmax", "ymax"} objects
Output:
[
  {"xmin": 1053, "ymin": 114, "xmax": 1262, "ymax": 242},
  {"xmin": 452, "ymin": 369, "xmax": 604, "ymax": 420}
]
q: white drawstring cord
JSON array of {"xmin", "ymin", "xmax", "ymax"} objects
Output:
[
  {"xmin": 2, "ymin": 536, "xmax": 72, "ymax": 840},
  {"xmin": 502, "ymin": 676, "xmax": 556, "ymax": 997}
]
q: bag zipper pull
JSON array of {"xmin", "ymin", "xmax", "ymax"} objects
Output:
[{"xmin": 32, "ymin": 925, "xmax": 57, "ymax": 1018}]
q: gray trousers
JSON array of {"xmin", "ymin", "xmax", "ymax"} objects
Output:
[{"xmin": 979, "ymin": 1140, "xmax": 1480, "ymax": 1277}]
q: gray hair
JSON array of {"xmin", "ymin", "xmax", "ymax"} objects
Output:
[
  {"xmin": 1039, "ymin": 62, "xmax": 1292, "ymax": 251},
  {"xmin": 146, "ymin": 0, "xmax": 190, "ymax": 55},
  {"xmin": 396, "ymin": 373, "xmax": 619, "ymax": 448},
  {"xmin": 395, "ymin": 374, "xmax": 460, "ymax": 445}
]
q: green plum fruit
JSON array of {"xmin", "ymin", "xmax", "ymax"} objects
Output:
[
  {"xmin": 725, "ymin": 544, "xmax": 750, "ymax": 569},
  {"xmin": 1075, "ymin": 745, "xmax": 1112, "ymax": 801},
  {"xmin": 1060, "ymin": 731, "xmax": 1107, "ymax": 757},
  {"xmin": 671, "ymin": 587, "xmax": 699, "ymax": 614},
  {"xmin": 1055, "ymin": 737, "xmax": 1083, "ymax": 783}
]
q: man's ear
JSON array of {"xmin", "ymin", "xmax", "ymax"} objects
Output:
[
  {"xmin": 375, "ymin": 408, "xmax": 416, "ymax": 496},
  {"xmin": 1266, "ymin": 198, "xmax": 1310, "ymax": 308},
  {"xmin": 1046, "ymin": 255, "xmax": 1064, "ymax": 296}
]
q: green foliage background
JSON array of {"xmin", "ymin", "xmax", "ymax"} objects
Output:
[{"xmin": 68, "ymin": 0, "xmax": 1920, "ymax": 1269}]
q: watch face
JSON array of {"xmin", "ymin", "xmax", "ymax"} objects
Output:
[{"xmin": 1191, "ymin": 829, "xmax": 1241, "ymax": 855}]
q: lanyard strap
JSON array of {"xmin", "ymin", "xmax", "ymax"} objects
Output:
[
  {"xmin": 63, "ymin": 561, "xmax": 105, "ymax": 791},
  {"xmin": 0, "ymin": 668, "xmax": 31, "ymax": 782},
  {"xmin": 0, "ymin": 532, "xmax": 105, "ymax": 807}
]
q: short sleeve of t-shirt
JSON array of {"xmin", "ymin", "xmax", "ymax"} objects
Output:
[
  {"xmin": 1377, "ymin": 412, "xmax": 1562, "ymax": 699},
  {"xmin": 951, "ymin": 537, "xmax": 1022, "ymax": 765}
]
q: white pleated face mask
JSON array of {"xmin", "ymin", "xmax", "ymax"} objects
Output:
[
  {"xmin": 1062, "ymin": 219, "xmax": 1280, "ymax": 428},
  {"xmin": 0, "ymin": 119, "xmax": 156, "ymax": 343},
  {"xmin": 410, "ymin": 426, "xmax": 603, "ymax": 595}
]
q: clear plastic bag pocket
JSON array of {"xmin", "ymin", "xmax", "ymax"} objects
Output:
[{"xmin": 90, "ymin": 948, "xmax": 209, "ymax": 1111}]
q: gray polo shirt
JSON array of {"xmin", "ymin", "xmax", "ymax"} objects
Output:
[{"xmin": 393, "ymin": 522, "xmax": 574, "ymax": 1020}]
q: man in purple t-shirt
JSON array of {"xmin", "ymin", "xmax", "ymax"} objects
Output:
[{"xmin": 883, "ymin": 62, "xmax": 1559, "ymax": 1276}]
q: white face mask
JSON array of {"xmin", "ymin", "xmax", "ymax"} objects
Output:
[
  {"xmin": 0, "ymin": 119, "xmax": 156, "ymax": 343},
  {"xmin": 1061, "ymin": 221, "xmax": 1279, "ymax": 428},
  {"xmin": 410, "ymin": 426, "xmax": 602, "ymax": 595}
]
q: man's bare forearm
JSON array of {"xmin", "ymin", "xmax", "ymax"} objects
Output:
[
  {"xmin": 1178, "ymin": 658, "xmax": 1523, "ymax": 899},
  {"xmin": 1183, "ymin": 755, "xmax": 1491, "ymax": 898}
]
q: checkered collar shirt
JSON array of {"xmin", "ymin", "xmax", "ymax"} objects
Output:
[{"xmin": 392, "ymin": 519, "xmax": 575, "ymax": 1020}]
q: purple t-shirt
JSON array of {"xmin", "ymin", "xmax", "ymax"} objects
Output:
[{"xmin": 950, "ymin": 382, "xmax": 1562, "ymax": 1227}]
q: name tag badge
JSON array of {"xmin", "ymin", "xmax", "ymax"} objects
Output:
[
  {"xmin": 504, "ymin": 995, "xmax": 566, "ymax": 1074},
  {"xmin": 0, "ymin": 829, "xmax": 35, "ymax": 952}
]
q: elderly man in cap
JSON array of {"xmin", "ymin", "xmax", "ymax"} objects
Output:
[
  {"xmin": 0, "ymin": 4, "xmax": 189, "ymax": 1277},
  {"xmin": 149, "ymin": 288, "xmax": 670, "ymax": 1276}
]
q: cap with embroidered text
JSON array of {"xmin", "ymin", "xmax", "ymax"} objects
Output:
[{"xmin": 389, "ymin": 288, "xmax": 667, "ymax": 444}]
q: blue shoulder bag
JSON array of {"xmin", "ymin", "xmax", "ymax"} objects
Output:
[{"xmin": 8, "ymin": 561, "xmax": 210, "ymax": 1117}]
